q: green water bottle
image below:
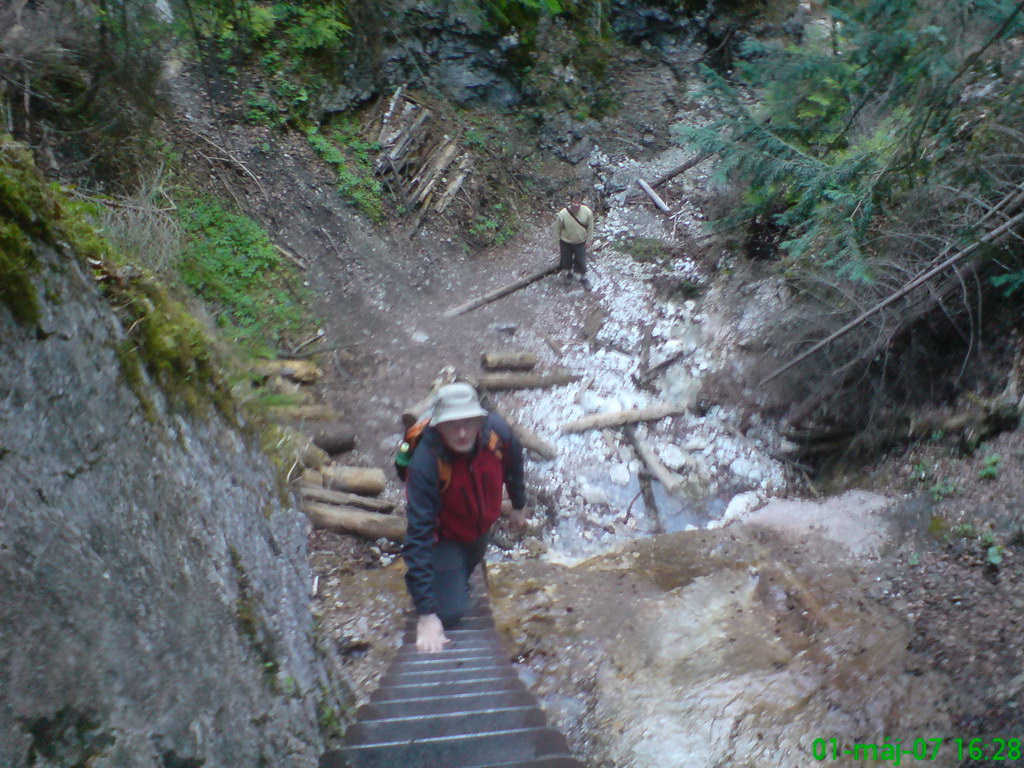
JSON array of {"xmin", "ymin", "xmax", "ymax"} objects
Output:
[{"xmin": 395, "ymin": 440, "xmax": 413, "ymax": 478}]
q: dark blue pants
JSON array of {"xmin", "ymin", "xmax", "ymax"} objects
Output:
[{"xmin": 432, "ymin": 535, "xmax": 488, "ymax": 629}]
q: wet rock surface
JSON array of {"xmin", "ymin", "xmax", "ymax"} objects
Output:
[{"xmin": 489, "ymin": 493, "xmax": 961, "ymax": 768}]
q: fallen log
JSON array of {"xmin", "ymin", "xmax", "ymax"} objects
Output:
[
  {"xmin": 636, "ymin": 178, "xmax": 671, "ymax": 214},
  {"xmin": 310, "ymin": 423, "xmax": 356, "ymax": 456},
  {"xmin": 624, "ymin": 425, "xmax": 683, "ymax": 494},
  {"xmin": 560, "ymin": 402, "xmax": 689, "ymax": 434},
  {"xmin": 299, "ymin": 484, "xmax": 396, "ymax": 513},
  {"xmin": 477, "ymin": 372, "xmax": 581, "ymax": 392},
  {"xmin": 488, "ymin": 403, "xmax": 557, "ymax": 462},
  {"xmin": 400, "ymin": 370, "xmax": 457, "ymax": 428},
  {"xmin": 480, "ymin": 351, "xmax": 539, "ymax": 371},
  {"xmin": 254, "ymin": 359, "xmax": 322, "ymax": 384},
  {"xmin": 443, "ymin": 264, "xmax": 560, "ymax": 318},
  {"xmin": 304, "ymin": 501, "xmax": 406, "ymax": 542},
  {"xmin": 321, "ymin": 466, "xmax": 387, "ymax": 496}
]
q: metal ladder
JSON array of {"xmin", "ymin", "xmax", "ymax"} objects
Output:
[{"xmin": 319, "ymin": 570, "xmax": 585, "ymax": 768}]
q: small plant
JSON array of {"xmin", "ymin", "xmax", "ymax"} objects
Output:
[
  {"xmin": 978, "ymin": 453, "xmax": 1002, "ymax": 481},
  {"xmin": 307, "ymin": 126, "xmax": 384, "ymax": 222},
  {"xmin": 987, "ymin": 544, "xmax": 1005, "ymax": 566},
  {"xmin": 929, "ymin": 479, "xmax": 961, "ymax": 502},
  {"xmin": 910, "ymin": 461, "xmax": 930, "ymax": 482},
  {"xmin": 176, "ymin": 193, "xmax": 317, "ymax": 349},
  {"xmin": 468, "ymin": 202, "xmax": 517, "ymax": 246}
]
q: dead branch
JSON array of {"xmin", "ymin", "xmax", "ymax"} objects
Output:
[
  {"xmin": 763, "ymin": 203, "xmax": 1024, "ymax": 390},
  {"xmin": 636, "ymin": 178, "xmax": 671, "ymax": 213}
]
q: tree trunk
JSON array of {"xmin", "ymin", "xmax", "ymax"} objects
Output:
[
  {"xmin": 304, "ymin": 502, "xmax": 406, "ymax": 542},
  {"xmin": 480, "ymin": 351, "xmax": 539, "ymax": 371},
  {"xmin": 321, "ymin": 465, "xmax": 387, "ymax": 496},
  {"xmin": 560, "ymin": 402, "xmax": 689, "ymax": 433},
  {"xmin": 299, "ymin": 484, "xmax": 396, "ymax": 513}
]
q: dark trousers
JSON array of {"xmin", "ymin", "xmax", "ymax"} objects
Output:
[
  {"xmin": 432, "ymin": 535, "xmax": 488, "ymax": 629},
  {"xmin": 559, "ymin": 240, "xmax": 587, "ymax": 275}
]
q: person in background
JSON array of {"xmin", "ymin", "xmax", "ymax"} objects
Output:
[
  {"xmin": 554, "ymin": 192, "xmax": 595, "ymax": 290},
  {"xmin": 402, "ymin": 382, "xmax": 527, "ymax": 652}
]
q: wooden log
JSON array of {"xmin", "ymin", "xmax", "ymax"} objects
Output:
[
  {"xmin": 310, "ymin": 423, "xmax": 356, "ymax": 455},
  {"xmin": 480, "ymin": 351, "xmax": 539, "ymax": 371},
  {"xmin": 477, "ymin": 372, "xmax": 581, "ymax": 392},
  {"xmin": 321, "ymin": 466, "xmax": 387, "ymax": 496},
  {"xmin": 636, "ymin": 178, "xmax": 671, "ymax": 213},
  {"xmin": 400, "ymin": 369, "xmax": 457, "ymax": 428},
  {"xmin": 624, "ymin": 425, "xmax": 682, "ymax": 494},
  {"xmin": 254, "ymin": 359, "xmax": 322, "ymax": 383},
  {"xmin": 560, "ymin": 402, "xmax": 689, "ymax": 434},
  {"xmin": 443, "ymin": 264, "xmax": 560, "ymax": 318},
  {"xmin": 304, "ymin": 502, "xmax": 406, "ymax": 542},
  {"xmin": 488, "ymin": 403, "xmax": 557, "ymax": 462},
  {"xmin": 435, "ymin": 155, "xmax": 472, "ymax": 213},
  {"xmin": 412, "ymin": 140, "xmax": 460, "ymax": 204},
  {"xmin": 299, "ymin": 484, "xmax": 396, "ymax": 513},
  {"xmin": 300, "ymin": 469, "xmax": 323, "ymax": 486}
]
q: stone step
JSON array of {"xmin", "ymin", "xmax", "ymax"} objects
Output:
[
  {"xmin": 346, "ymin": 705, "xmax": 546, "ymax": 742},
  {"xmin": 370, "ymin": 674, "xmax": 525, "ymax": 702},
  {"xmin": 357, "ymin": 689, "xmax": 537, "ymax": 720},
  {"xmin": 379, "ymin": 663, "xmax": 515, "ymax": 687},
  {"xmin": 322, "ymin": 726, "xmax": 571, "ymax": 768}
]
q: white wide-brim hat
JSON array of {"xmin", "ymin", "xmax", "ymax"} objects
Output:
[{"xmin": 430, "ymin": 382, "xmax": 487, "ymax": 426}]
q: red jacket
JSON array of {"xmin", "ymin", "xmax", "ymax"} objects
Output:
[{"xmin": 402, "ymin": 412, "xmax": 525, "ymax": 615}]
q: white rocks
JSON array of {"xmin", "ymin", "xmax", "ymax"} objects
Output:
[
  {"xmin": 659, "ymin": 444, "xmax": 687, "ymax": 470},
  {"xmin": 723, "ymin": 491, "xmax": 763, "ymax": 524},
  {"xmin": 609, "ymin": 464, "xmax": 632, "ymax": 486},
  {"xmin": 581, "ymin": 482, "xmax": 610, "ymax": 506}
]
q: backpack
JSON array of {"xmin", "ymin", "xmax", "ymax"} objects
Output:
[{"xmin": 394, "ymin": 414, "xmax": 505, "ymax": 493}]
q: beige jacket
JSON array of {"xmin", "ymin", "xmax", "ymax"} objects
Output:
[{"xmin": 555, "ymin": 205, "xmax": 594, "ymax": 245}]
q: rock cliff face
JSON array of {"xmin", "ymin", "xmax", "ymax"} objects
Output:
[{"xmin": 0, "ymin": 147, "xmax": 341, "ymax": 767}]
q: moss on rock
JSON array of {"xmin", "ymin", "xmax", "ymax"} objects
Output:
[{"xmin": 0, "ymin": 133, "xmax": 238, "ymax": 424}]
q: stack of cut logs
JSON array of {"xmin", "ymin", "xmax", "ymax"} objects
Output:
[{"xmin": 366, "ymin": 88, "xmax": 472, "ymax": 217}]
